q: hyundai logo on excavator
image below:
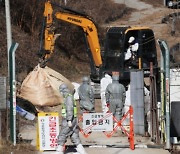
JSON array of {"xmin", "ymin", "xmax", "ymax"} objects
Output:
[{"xmin": 67, "ymin": 17, "xmax": 82, "ymax": 23}]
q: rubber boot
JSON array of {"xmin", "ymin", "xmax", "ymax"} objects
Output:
[
  {"xmin": 76, "ymin": 144, "xmax": 87, "ymax": 154},
  {"xmin": 56, "ymin": 145, "xmax": 64, "ymax": 154}
]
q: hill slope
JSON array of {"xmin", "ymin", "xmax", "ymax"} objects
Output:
[
  {"xmin": 0, "ymin": 0, "xmax": 129, "ymax": 82},
  {"xmin": 0, "ymin": 0, "xmax": 179, "ymax": 82},
  {"xmin": 109, "ymin": 0, "xmax": 180, "ymax": 62}
]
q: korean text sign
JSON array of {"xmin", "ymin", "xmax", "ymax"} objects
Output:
[
  {"xmin": 37, "ymin": 112, "xmax": 59, "ymax": 151},
  {"xmin": 82, "ymin": 113, "xmax": 113, "ymax": 132}
]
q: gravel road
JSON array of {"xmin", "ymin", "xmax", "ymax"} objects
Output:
[{"xmin": 114, "ymin": 0, "xmax": 152, "ymax": 10}]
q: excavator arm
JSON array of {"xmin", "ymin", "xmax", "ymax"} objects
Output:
[
  {"xmin": 40, "ymin": 0, "xmax": 102, "ymax": 70},
  {"xmin": 40, "ymin": 0, "xmax": 54, "ymax": 62},
  {"xmin": 55, "ymin": 12, "xmax": 102, "ymax": 67}
]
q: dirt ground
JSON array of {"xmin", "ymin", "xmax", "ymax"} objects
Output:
[{"xmin": 0, "ymin": 99, "xmax": 171, "ymax": 154}]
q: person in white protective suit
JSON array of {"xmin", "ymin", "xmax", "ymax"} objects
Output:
[
  {"xmin": 144, "ymin": 86, "xmax": 151, "ymax": 136},
  {"xmin": 100, "ymin": 73, "xmax": 112, "ymax": 113},
  {"xmin": 125, "ymin": 36, "xmax": 139, "ymax": 61},
  {"xmin": 105, "ymin": 75, "xmax": 126, "ymax": 121},
  {"xmin": 78, "ymin": 76, "xmax": 95, "ymax": 113},
  {"xmin": 56, "ymin": 84, "xmax": 87, "ymax": 154}
]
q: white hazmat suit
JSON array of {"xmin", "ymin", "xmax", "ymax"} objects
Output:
[
  {"xmin": 100, "ymin": 73, "xmax": 112, "ymax": 113},
  {"xmin": 125, "ymin": 36, "xmax": 139, "ymax": 61},
  {"xmin": 78, "ymin": 76, "xmax": 95, "ymax": 113},
  {"xmin": 56, "ymin": 84, "xmax": 87, "ymax": 154},
  {"xmin": 105, "ymin": 75, "xmax": 126, "ymax": 121}
]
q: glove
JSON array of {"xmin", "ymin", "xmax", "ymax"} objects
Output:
[
  {"xmin": 106, "ymin": 103, "xmax": 110, "ymax": 113},
  {"xmin": 68, "ymin": 121, "xmax": 72, "ymax": 127}
]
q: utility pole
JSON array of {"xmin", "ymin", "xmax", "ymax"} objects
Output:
[
  {"xmin": 5, "ymin": 0, "xmax": 14, "ymax": 144},
  {"xmin": 164, "ymin": 0, "xmax": 167, "ymax": 6},
  {"xmin": 64, "ymin": 0, "xmax": 67, "ymax": 5},
  {"xmin": 5, "ymin": 0, "xmax": 12, "ymax": 73}
]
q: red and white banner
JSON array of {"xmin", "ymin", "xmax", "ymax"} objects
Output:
[
  {"xmin": 82, "ymin": 113, "xmax": 113, "ymax": 133},
  {"xmin": 37, "ymin": 112, "xmax": 59, "ymax": 151}
]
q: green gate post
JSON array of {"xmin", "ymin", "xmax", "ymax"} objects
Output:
[
  {"xmin": 9, "ymin": 42, "xmax": 19, "ymax": 145},
  {"xmin": 157, "ymin": 39, "xmax": 171, "ymax": 150}
]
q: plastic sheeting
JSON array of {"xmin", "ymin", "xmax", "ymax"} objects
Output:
[
  {"xmin": 18, "ymin": 65, "xmax": 74, "ymax": 106},
  {"xmin": 72, "ymin": 82, "xmax": 80, "ymax": 100}
]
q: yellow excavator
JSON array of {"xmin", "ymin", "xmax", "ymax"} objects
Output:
[
  {"xmin": 39, "ymin": 0, "xmax": 102, "ymax": 81},
  {"xmin": 39, "ymin": 0, "xmax": 158, "ymax": 85}
]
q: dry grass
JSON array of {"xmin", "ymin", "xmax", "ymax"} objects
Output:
[
  {"xmin": 0, "ymin": 140, "xmax": 36, "ymax": 153},
  {"xmin": 0, "ymin": 0, "xmax": 129, "ymax": 81}
]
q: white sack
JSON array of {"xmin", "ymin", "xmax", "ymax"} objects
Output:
[{"xmin": 18, "ymin": 65, "xmax": 74, "ymax": 106}]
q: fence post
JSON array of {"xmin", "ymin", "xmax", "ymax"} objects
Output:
[
  {"xmin": 129, "ymin": 106, "xmax": 135, "ymax": 150},
  {"xmin": 9, "ymin": 42, "xmax": 19, "ymax": 145}
]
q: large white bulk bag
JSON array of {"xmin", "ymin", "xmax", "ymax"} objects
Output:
[{"xmin": 18, "ymin": 65, "xmax": 74, "ymax": 106}]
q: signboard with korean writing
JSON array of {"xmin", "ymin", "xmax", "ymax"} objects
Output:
[
  {"xmin": 82, "ymin": 113, "xmax": 113, "ymax": 132},
  {"xmin": 37, "ymin": 112, "xmax": 59, "ymax": 151},
  {"xmin": 0, "ymin": 77, "xmax": 6, "ymax": 110}
]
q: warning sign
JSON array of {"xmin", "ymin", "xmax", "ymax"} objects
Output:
[
  {"xmin": 82, "ymin": 113, "xmax": 113, "ymax": 132},
  {"xmin": 37, "ymin": 112, "xmax": 59, "ymax": 151}
]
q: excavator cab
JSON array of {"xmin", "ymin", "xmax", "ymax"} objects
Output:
[{"xmin": 101, "ymin": 26, "xmax": 158, "ymax": 83}]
